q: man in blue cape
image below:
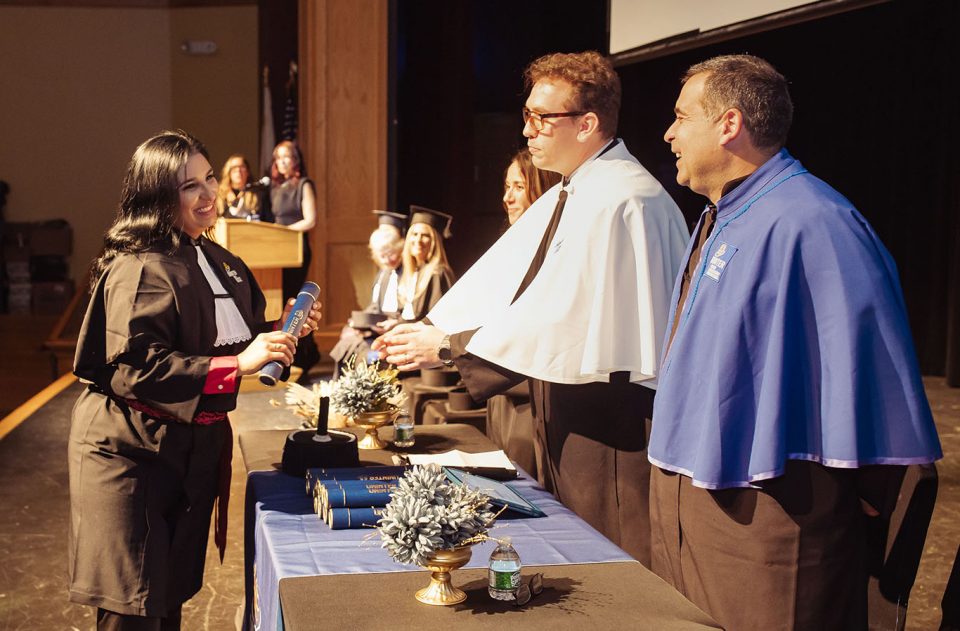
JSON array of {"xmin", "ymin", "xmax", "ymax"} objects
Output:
[{"xmin": 650, "ymin": 54, "xmax": 942, "ymax": 629}]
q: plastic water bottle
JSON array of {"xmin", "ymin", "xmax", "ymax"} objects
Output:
[
  {"xmin": 393, "ymin": 412, "xmax": 415, "ymax": 448},
  {"xmin": 488, "ymin": 537, "xmax": 521, "ymax": 600}
]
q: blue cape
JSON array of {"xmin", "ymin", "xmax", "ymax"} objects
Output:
[{"xmin": 649, "ymin": 150, "xmax": 942, "ymax": 489}]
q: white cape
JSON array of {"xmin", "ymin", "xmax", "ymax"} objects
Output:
[{"xmin": 428, "ymin": 141, "xmax": 689, "ymax": 385}]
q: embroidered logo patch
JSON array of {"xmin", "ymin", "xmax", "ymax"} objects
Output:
[
  {"xmin": 705, "ymin": 241, "xmax": 737, "ymax": 282},
  {"xmin": 222, "ymin": 262, "xmax": 243, "ymax": 283}
]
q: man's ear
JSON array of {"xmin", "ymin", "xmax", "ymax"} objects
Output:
[
  {"xmin": 718, "ymin": 108, "xmax": 745, "ymax": 146},
  {"xmin": 577, "ymin": 112, "xmax": 601, "ymax": 141}
]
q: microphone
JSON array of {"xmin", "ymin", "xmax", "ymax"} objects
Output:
[
  {"xmin": 259, "ymin": 281, "xmax": 321, "ymax": 386},
  {"xmin": 244, "ymin": 176, "xmax": 271, "ymax": 190}
]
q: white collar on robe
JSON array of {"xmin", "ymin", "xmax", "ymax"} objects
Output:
[
  {"xmin": 372, "ymin": 269, "xmax": 400, "ymax": 313},
  {"xmin": 427, "ymin": 140, "xmax": 689, "ymax": 386},
  {"xmin": 194, "ymin": 245, "xmax": 253, "ymax": 346}
]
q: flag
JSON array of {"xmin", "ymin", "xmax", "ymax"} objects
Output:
[
  {"xmin": 259, "ymin": 65, "xmax": 276, "ymax": 177},
  {"xmin": 281, "ymin": 60, "xmax": 298, "ymax": 142}
]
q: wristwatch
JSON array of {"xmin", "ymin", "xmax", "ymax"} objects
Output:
[{"xmin": 438, "ymin": 334, "xmax": 454, "ymax": 366}]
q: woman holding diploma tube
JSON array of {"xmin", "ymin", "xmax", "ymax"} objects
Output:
[{"xmin": 68, "ymin": 130, "xmax": 321, "ymax": 630}]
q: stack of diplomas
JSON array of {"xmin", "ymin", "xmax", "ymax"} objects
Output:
[{"xmin": 305, "ymin": 466, "xmax": 409, "ymax": 530}]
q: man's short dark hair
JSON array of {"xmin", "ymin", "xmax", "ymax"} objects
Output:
[
  {"xmin": 683, "ymin": 54, "xmax": 793, "ymax": 150},
  {"xmin": 525, "ymin": 50, "xmax": 621, "ymax": 138}
]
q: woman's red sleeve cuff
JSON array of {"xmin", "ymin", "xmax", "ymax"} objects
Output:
[{"xmin": 203, "ymin": 356, "xmax": 239, "ymax": 394}]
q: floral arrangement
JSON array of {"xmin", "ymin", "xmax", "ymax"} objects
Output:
[
  {"xmin": 377, "ymin": 464, "xmax": 497, "ymax": 566},
  {"xmin": 270, "ymin": 357, "xmax": 405, "ymax": 426},
  {"xmin": 330, "ymin": 355, "xmax": 405, "ymax": 420}
]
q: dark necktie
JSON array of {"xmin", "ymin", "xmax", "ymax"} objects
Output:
[
  {"xmin": 664, "ymin": 204, "xmax": 717, "ymax": 355},
  {"xmin": 510, "ymin": 140, "xmax": 620, "ymax": 305},
  {"xmin": 511, "ymin": 182, "xmax": 569, "ymax": 304}
]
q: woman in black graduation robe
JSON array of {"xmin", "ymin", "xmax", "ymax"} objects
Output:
[
  {"xmin": 394, "ymin": 207, "xmax": 455, "ymax": 324},
  {"xmin": 68, "ymin": 131, "xmax": 318, "ymax": 629}
]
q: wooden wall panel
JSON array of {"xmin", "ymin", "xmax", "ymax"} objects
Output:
[
  {"xmin": 299, "ymin": 0, "xmax": 387, "ymax": 327},
  {"xmin": 328, "ymin": 243, "xmax": 380, "ymax": 322}
]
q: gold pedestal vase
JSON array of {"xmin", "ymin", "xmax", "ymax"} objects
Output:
[
  {"xmin": 353, "ymin": 410, "xmax": 395, "ymax": 450},
  {"xmin": 416, "ymin": 545, "xmax": 473, "ymax": 606}
]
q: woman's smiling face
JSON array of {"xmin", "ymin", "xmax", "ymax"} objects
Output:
[
  {"xmin": 177, "ymin": 153, "xmax": 218, "ymax": 238},
  {"xmin": 407, "ymin": 223, "xmax": 434, "ymax": 265}
]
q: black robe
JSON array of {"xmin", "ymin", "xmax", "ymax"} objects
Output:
[
  {"xmin": 402, "ymin": 267, "xmax": 455, "ymax": 323},
  {"xmin": 329, "ymin": 267, "xmax": 402, "ymax": 368},
  {"xmin": 68, "ymin": 238, "xmax": 269, "ymax": 616},
  {"xmin": 450, "ymin": 331, "xmax": 653, "ymax": 566}
]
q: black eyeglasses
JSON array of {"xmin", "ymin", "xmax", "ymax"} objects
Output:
[
  {"xmin": 513, "ymin": 572, "xmax": 544, "ymax": 606},
  {"xmin": 522, "ymin": 107, "xmax": 586, "ymax": 131}
]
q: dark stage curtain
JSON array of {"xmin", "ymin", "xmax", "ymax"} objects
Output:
[{"xmin": 618, "ymin": 0, "xmax": 960, "ymax": 385}]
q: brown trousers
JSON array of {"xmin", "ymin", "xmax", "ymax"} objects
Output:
[
  {"xmin": 485, "ymin": 384, "xmax": 538, "ymax": 480},
  {"xmin": 530, "ymin": 377, "xmax": 654, "ymax": 566},
  {"xmin": 650, "ymin": 461, "xmax": 905, "ymax": 631},
  {"xmin": 97, "ymin": 607, "xmax": 180, "ymax": 631}
]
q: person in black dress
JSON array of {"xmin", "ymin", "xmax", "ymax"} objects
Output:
[{"xmin": 268, "ymin": 140, "xmax": 320, "ymax": 376}]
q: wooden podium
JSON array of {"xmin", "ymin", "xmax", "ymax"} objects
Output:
[{"xmin": 214, "ymin": 218, "xmax": 302, "ymax": 321}]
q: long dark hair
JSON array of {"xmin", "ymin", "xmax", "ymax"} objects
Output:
[
  {"xmin": 90, "ymin": 130, "xmax": 210, "ymax": 290},
  {"xmin": 269, "ymin": 140, "xmax": 305, "ymax": 186}
]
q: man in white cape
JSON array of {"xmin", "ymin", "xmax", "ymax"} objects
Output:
[{"xmin": 375, "ymin": 51, "xmax": 688, "ymax": 564}]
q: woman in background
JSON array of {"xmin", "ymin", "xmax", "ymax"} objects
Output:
[
  {"xmin": 393, "ymin": 206, "xmax": 455, "ymax": 325},
  {"xmin": 68, "ymin": 130, "xmax": 319, "ymax": 630},
  {"xmin": 329, "ymin": 219, "xmax": 406, "ymax": 376},
  {"xmin": 502, "ymin": 148, "xmax": 561, "ymax": 226},
  {"xmin": 215, "ymin": 154, "xmax": 260, "ymax": 219},
  {"xmin": 268, "ymin": 140, "xmax": 320, "ymax": 375}
]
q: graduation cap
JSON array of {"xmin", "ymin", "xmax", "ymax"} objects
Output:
[
  {"xmin": 409, "ymin": 205, "xmax": 453, "ymax": 239},
  {"xmin": 372, "ymin": 210, "xmax": 407, "ymax": 233}
]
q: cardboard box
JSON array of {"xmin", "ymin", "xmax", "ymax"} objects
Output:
[
  {"xmin": 3, "ymin": 245, "xmax": 30, "ymax": 262},
  {"xmin": 30, "ymin": 221, "xmax": 73, "ymax": 256},
  {"xmin": 5, "ymin": 261, "xmax": 30, "ymax": 282},
  {"xmin": 8, "ymin": 282, "xmax": 32, "ymax": 314},
  {"xmin": 30, "ymin": 255, "xmax": 69, "ymax": 281},
  {"xmin": 32, "ymin": 280, "xmax": 75, "ymax": 315},
  {"xmin": 2, "ymin": 220, "xmax": 73, "ymax": 256},
  {"xmin": 2, "ymin": 224, "xmax": 31, "ymax": 249}
]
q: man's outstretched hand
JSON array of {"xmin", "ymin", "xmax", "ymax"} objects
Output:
[{"xmin": 371, "ymin": 321, "xmax": 446, "ymax": 371}]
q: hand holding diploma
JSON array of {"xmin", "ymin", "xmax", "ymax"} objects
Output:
[
  {"xmin": 260, "ymin": 282, "xmax": 322, "ymax": 385},
  {"xmin": 280, "ymin": 294, "xmax": 323, "ymax": 337},
  {"xmin": 238, "ymin": 331, "xmax": 297, "ymax": 375}
]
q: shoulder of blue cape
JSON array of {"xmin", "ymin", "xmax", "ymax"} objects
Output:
[
  {"xmin": 747, "ymin": 171, "xmax": 901, "ymax": 280},
  {"xmin": 717, "ymin": 177, "xmax": 922, "ymax": 401}
]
